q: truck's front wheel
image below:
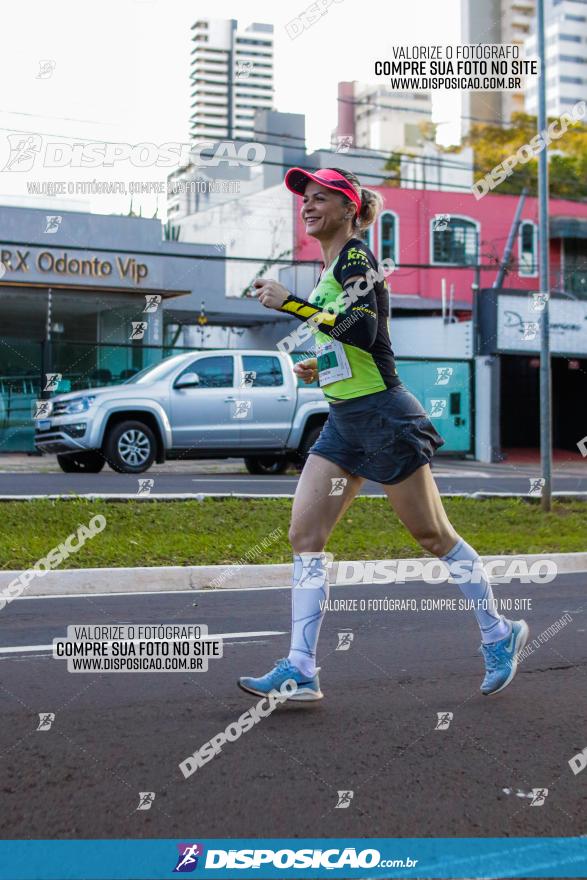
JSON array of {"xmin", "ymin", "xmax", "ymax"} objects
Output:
[
  {"xmin": 104, "ymin": 420, "xmax": 156, "ymax": 473},
  {"xmin": 244, "ymin": 456, "xmax": 289, "ymax": 475}
]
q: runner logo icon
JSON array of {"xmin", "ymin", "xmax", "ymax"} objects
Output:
[{"xmin": 173, "ymin": 843, "xmax": 204, "ymax": 872}]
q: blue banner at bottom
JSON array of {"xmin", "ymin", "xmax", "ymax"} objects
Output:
[{"xmin": 1, "ymin": 838, "xmax": 586, "ymax": 880}]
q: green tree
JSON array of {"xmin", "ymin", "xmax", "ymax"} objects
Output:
[
  {"xmin": 458, "ymin": 112, "xmax": 587, "ymax": 199},
  {"xmin": 383, "ymin": 120, "xmax": 438, "ymax": 188}
]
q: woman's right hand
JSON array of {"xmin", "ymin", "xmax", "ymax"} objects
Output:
[{"xmin": 293, "ymin": 358, "xmax": 318, "ymax": 384}]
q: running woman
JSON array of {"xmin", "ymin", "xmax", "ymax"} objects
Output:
[{"xmin": 237, "ymin": 166, "xmax": 529, "ymax": 701}]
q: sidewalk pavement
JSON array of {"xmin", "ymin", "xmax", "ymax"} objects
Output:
[
  {"xmin": 1, "ymin": 452, "xmax": 587, "ymax": 475},
  {"xmin": 501, "ymin": 447, "xmax": 587, "ymax": 466},
  {"xmin": 0, "ymin": 455, "xmax": 251, "ymax": 474}
]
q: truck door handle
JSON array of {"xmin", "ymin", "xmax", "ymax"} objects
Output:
[
  {"xmin": 277, "ymin": 395, "xmax": 290, "ymax": 401},
  {"xmin": 224, "ymin": 396, "xmax": 235, "ymax": 402}
]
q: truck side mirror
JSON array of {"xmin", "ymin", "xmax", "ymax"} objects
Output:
[{"xmin": 174, "ymin": 372, "xmax": 200, "ymax": 389}]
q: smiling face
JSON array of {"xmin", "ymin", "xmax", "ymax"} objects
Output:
[{"xmin": 301, "ymin": 181, "xmax": 356, "ymax": 240}]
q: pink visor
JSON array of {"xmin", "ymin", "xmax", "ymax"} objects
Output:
[{"xmin": 284, "ymin": 167, "xmax": 362, "ymax": 217}]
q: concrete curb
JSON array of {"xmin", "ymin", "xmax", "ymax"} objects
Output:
[
  {"xmin": 2, "ymin": 552, "xmax": 586, "ymax": 598},
  {"xmin": 0, "ymin": 492, "xmax": 586, "ymax": 501}
]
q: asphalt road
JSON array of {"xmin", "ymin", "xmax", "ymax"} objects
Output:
[
  {"xmin": 1, "ymin": 575, "xmax": 586, "ymax": 841},
  {"xmin": 0, "ymin": 463, "xmax": 586, "ymax": 497}
]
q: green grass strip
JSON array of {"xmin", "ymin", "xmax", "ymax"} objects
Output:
[{"xmin": 0, "ymin": 497, "xmax": 585, "ymax": 570}]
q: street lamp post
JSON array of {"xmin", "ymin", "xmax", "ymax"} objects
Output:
[{"xmin": 537, "ymin": 0, "xmax": 552, "ymax": 512}]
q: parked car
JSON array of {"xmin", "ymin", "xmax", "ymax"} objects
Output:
[{"xmin": 34, "ymin": 350, "xmax": 328, "ymax": 475}]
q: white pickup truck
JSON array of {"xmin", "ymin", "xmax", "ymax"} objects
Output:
[{"xmin": 34, "ymin": 350, "xmax": 329, "ymax": 475}]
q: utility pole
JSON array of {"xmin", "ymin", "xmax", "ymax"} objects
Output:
[
  {"xmin": 492, "ymin": 189, "xmax": 527, "ymax": 290},
  {"xmin": 537, "ymin": 0, "xmax": 553, "ymax": 512}
]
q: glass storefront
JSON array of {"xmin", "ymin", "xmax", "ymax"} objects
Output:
[{"xmin": 0, "ymin": 286, "xmax": 195, "ymax": 451}]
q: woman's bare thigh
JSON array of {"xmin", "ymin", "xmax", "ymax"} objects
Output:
[{"xmin": 289, "ymin": 453, "xmax": 365, "ymax": 552}]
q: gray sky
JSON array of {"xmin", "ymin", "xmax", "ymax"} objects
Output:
[{"xmin": 0, "ymin": 0, "xmax": 462, "ymax": 216}]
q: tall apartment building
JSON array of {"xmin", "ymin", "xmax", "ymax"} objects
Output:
[
  {"xmin": 525, "ymin": 0, "xmax": 587, "ymax": 116},
  {"xmin": 190, "ymin": 19, "xmax": 274, "ymax": 141},
  {"xmin": 461, "ymin": 0, "xmax": 536, "ymax": 133},
  {"xmin": 333, "ymin": 81, "xmax": 432, "ymax": 152},
  {"xmin": 167, "ymin": 110, "xmax": 309, "ymax": 222}
]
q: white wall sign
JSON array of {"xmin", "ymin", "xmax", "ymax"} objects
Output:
[{"xmin": 497, "ymin": 294, "xmax": 587, "ymax": 355}]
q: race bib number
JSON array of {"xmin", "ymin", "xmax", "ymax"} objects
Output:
[{"xmin": 316, "ymin": 339, "xmax": 352, "ymax": 386}]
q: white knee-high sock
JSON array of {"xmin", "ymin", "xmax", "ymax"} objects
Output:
[
  {"xmin": 288, "ymin": 552, "xmax": 330, "ymax": 677},
  {"xmin": 441, "ymin": 537, "xmax": 511, "ymax": 644}
]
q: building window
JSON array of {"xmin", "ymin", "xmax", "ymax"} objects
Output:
[
  {"xmin": 360, "ymin": 227, "xmax": 372, "ymax": 250},
  {"xmin": 518, "ymin": 221, "xmax": 538, "ymax": 276},
  {"xmin": 560, "ymin": 33, "xmax": 582, "ymax": 42},
  {"xmin": 378, "ymin": 211, "xmax": 398, "ymax": 264},
  {"xmin": 431, "ymin": 217, "xmax": 478, "ymax": 265}
]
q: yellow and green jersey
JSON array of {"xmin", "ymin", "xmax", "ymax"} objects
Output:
[{"xmin": 278, "ymin": 238, "xmax": 401, "ymax": 402}]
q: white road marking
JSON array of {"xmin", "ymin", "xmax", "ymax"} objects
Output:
[
  {"xmin": 189, "ymin": 471, "xmax": 493, "ymax": 480},
  {"xmin": 0, "ymin": 630, "xmax": 286, "ymax": 656},
  {"xmin": 11, "ymin": 586, "xmax": 293, "ymax": 601},
  {"xmin": 432, "ymin": 470, "xmax": 491, "ymax": 478},
  {"xmin": 191, "ymin": 477, "xmax": 295, "ymax": 483}
]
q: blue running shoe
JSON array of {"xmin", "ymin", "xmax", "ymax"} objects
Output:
[
  {"xmin": 238, "ymin": 658, "xmax": 323, "ymax": 702},
  {"xmin": 480, "ymin": 619, "xmax": 529, "ymax": 695}
]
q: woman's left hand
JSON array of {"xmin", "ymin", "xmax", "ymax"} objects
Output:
[{"xmin": 253, "ymin": 278, "xmax": 290, "ymax": 310}]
